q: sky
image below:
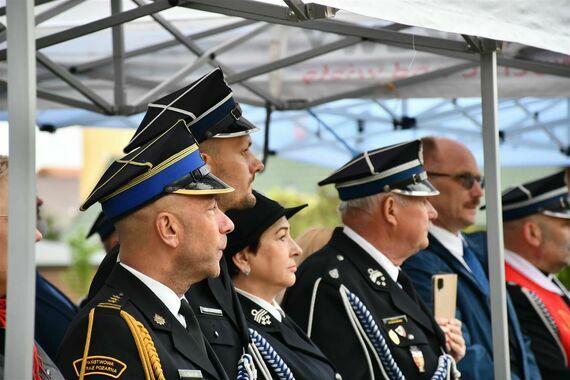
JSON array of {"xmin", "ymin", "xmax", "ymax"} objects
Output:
[{"xmin": 0, "ymin": 121, "xmax": 82, "ymax": 169}]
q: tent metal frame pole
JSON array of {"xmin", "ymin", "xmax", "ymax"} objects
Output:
[
  {"xmin": 189, "ymin": 1, "xmax": 566, "ymax": 77},
  {"xmin": 1, "ymin": 80, "xmax": 107, "ymax": 113},
  {"xmin": 480, "ymin": 47, "xmax": 510, "ymax": 380},
  {"xmin": 567, "ymin": 98, "xmax": 570, "ymax": 148},
  {"xmin": 111, "ymin": 0, "xmax": 126, "ymax": 109},
  {"xmin": 5, "ymin": 0, "xmax": 37, "ymax": 378},
  {"xmin": 0, "ymin": 0, "xmax": 84, "ymax": 43},
  {"xmin": 305, "ymin": 62, "xmax": 476, "ymax": 108},
  {"xmin": 71, "ymin": 19, "xmax": 256, "ymax": 74},
  {"xmin": 36, "ymin": 52, "xmax": 113, "ymax": 113},
  {"xmin": 0, "ymin": 0, "xmax": 176, "ymax": 61},
  {"xmin": 227, "ymin": 36, "xmax": 362, "ymax": 84},
  {"xmin": 506, "ymin": 116, "xmax": 570, "ymax": 135},
  {"xmin": 134, "ymin": 22, "xmax": 272, "ymax": 106},
  {"xmin": 133, "ymin": 0, "xmax": 280, "ymax": 107},
  {"xmin": 183, "ymin": 0, "xmax": 470, "ymax": 53}
]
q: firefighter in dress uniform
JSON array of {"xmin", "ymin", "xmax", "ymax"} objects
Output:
[
  {"xmin": 501, "ymin": 171, "xmax": 570, "ymax": 379},
  {"xmin": 57, "ymin": 122, "xmax": 235, "ymax": 380},
  {"xmin": 223, "ymin": 190, "xmax": 342, "ymax": 380},
  {"xmin": 283, "ymin": 140, "xmax": 465, "ymax": 380}
]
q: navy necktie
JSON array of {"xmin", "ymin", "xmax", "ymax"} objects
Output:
[
  {"xmin": 179, "ymin": 298, "xmax": 208, "ymax": 356},
  {"xmin": 462, "ymin": 241, "xmax": 490, "ymax": 296}
]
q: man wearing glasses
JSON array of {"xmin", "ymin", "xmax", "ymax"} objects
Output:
[{"xmin": 402, "ymin": 137, "xmax": 541, "ymax": 380}]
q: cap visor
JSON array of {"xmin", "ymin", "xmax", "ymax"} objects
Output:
[
  {"xmin": 284, "ymin": 204, "xmax": 308, "ymax": 219},
  {"xmin": 392, "ymin": 179, "xmax": 440, "ymax": 197},
  {"xmin": 542, "ymin": 209, "xmax": 570, "ymax": 219},
  {"xmin": 171, "ymin": 172, "xmax": 234, "ymax": 195},
  {"xmin": 213, "ymin": 117, "xmax": 259, "ymax": 138}
]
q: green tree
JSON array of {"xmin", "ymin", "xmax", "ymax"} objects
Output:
[
  {"xmin": 266, "ymin": 187, "xmax": 341, "ymax": 238},
  {"xmin": 65, "ymin": 228, "xmax": 100, "ymax": 297}
]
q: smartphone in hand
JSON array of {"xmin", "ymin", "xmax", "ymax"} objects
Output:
[{"xmin": 432, "ymin": 273, "xmax": 458, "ymax": 320}]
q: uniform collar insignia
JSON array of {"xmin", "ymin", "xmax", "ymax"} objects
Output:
[
  {"xmin": 251, "ymin": 308, "xmax": 272, "ymax": 326},
  {"xmin": 153, "ymin": 313, "xmax": 166, "ymax": 326},
  {"xmin": 367, "ymin": 268, "xmax": 387, "ymax": 287}
]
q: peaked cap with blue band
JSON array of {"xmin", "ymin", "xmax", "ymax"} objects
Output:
[
  {"xmin": 123, "ymin": 67, "xmax": 258, "ymax": 154},
  {"xmin": 86, "ymin": 211, "xmax": 115, "ymax": 241},
  {"xmin": 498, "ymin": 171, "xmax": 570, "ymax": 221},
  {"xmin": 318, "ymin": 140, "xmax": 439, "ymax": 201},
  {"xmin": 80, "ymin": 124, "xmax": 233, "ymax": 222}
]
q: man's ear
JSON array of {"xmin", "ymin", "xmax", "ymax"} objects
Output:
[
  {"xmin": 523, "ymin": 220, "xmax": 542, "ymax": 248},
  {"xmin": 155, "ymin": 212, "xmax": 180, "ymax": 248},
  {"xmin": 382, "ymin": 195, "xmax": 398, "ymax": 227}
]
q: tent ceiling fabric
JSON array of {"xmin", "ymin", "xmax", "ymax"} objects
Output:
[
  {"xmin": 316, "ymin": 0, "xmax": 570, "ymax": 56},
  {"xmin": 0, "ymin": 0, "xmax": 568, "ymax": 165},
  {"xmin": 0, "ymin": 0, "xmax": 568, "ymax": 115}
]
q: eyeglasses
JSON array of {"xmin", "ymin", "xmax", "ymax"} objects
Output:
[{"xmin": 427, "ymin": 172, "xmax": 485, "ymax": 190}]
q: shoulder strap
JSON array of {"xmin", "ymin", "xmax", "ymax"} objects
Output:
[{"xmin": 76, "ymin": 300, "xmax": 165, "ymax": 380}]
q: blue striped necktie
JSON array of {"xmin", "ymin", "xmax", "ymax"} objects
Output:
[{"xmin": 462, "ymin": 241, "xmax": 490, "ymax": 296}]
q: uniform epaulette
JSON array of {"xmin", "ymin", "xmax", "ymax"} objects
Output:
[{"xmin": 96, "ymin": 292, "xmax": 128, "ymax": 311}]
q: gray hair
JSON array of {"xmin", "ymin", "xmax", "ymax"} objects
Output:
[{"xmin": 338, "ymin": 192, "xmax": 409, "ymax": 218}]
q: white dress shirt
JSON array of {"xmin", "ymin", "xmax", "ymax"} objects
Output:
[
  {"xmin": 429, "ymin": 224, "xmax": 472, "ymax": 272},
  {"xmin": 235, "ymin": 287, "xmax": 283, "ymax": 322},
  {"xmin": 120, "ymin": 262, "xmax": 190, "ymax": 327},
  {"xmin": 343, "ymin": 226, "xmax": 400, "ymax": 283}
]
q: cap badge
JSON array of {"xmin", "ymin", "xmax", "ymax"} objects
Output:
[
  {"xmin": 251, "ymin": 309, "xmax": 272, "ymax": 326},
  {"xmin": 368, "ymin": 268, "xmax": 386, "ymax": 287},
  {"xmin": 153, "ymin": 313, "xmax": 166, "ymax": 326}
]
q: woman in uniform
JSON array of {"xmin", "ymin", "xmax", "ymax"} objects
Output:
[{"xmin": 224, "ymin": 190, "xmax": 341, "ymax": 380}]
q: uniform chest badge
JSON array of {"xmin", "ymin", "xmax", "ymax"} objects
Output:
[
  {"xmin": 251, "ymin": 309, "xmax": 272, "ymax": 326},
  {"xmin": 388, "ymin": 329, "xmax": 401, "ymax": 345},
  {"xmin": 329, "ymin": 268, "xmax": 339, "ymax": 279},
  {"xmin": 395, "ymin": 325, "xmax": 407, "ymax": 338},
  {"xmin": 368, "ymin": 268, "xmax": 386, "ymax": 287},
  {"xmin": 153, "ymin": 313, "xmax": 166, "ymax": 326}
]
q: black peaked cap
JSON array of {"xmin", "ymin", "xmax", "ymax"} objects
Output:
[
  {"xmin": 224, "ymin": 190, "xmax": 307, "ymax": 257},
  {"xmin": 499, "ymin": 170, "xmax": 570, "ymax": 221},
  {"xmin": 86, "ymin": 211, "xmax": 115, "ymax": 240},
  {"xmin": 124, "ymin": 67, "xmax": 257, "ymax": 153}
]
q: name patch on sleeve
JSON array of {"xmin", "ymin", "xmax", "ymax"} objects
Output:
[{"xmin": 73, "ymin": 356, "xmax": 127, "ymax": 378}]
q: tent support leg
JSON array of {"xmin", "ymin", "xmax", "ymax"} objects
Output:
[
  {"xmin": 480, "ymin": 47, "xmax": 511, "ymax": 380},
  {"xmin": 5, "ymin": 0, "xmax": 37, "ymax": 378},
  {"xmin": 112, "ymin": 0, "xmax": 126, "ymax": 108}
]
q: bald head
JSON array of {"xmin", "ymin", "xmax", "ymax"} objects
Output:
[
  {"xmin": 421, "ymin": 137, "xmax": 484, "ymax": 233},
  {"xmin": 504, "ymin": 214, "xmax": 570, "ymax": 273},
  {"xmin": 422, "ymin": 137, "xmax": 475, "ymax": 173}
]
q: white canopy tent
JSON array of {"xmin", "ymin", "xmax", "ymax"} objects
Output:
[{"xmin": 3, "ymin": 0, "xmax": 570, "ymax": 378}]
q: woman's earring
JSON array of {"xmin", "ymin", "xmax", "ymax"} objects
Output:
[{"xmin": 243, "ymin": 268, "xmax": 251, "ymax": 276}]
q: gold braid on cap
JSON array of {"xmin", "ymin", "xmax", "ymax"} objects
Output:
[{"xmin": 120, "ymin": 310, "xmax": 166, "ymax": 380}]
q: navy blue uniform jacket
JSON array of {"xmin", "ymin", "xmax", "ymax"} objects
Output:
[
  {"xmin": 57, "ymin": 265, "xmax": 229, "ymax": 380},
  {"xmin": 283, "ymin": 228, "xmax": 447, "ymax": 380},
  {"xmin": 402, "ymin": 232, "xmax": 541, "ymax": 380},
  {"xmin": 35, "ymin": 272, "xmax": 78, "ymax": 360},
  {"xmin": 238, "ymin": 293, "xmax": 339, "ymax": 380}
]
